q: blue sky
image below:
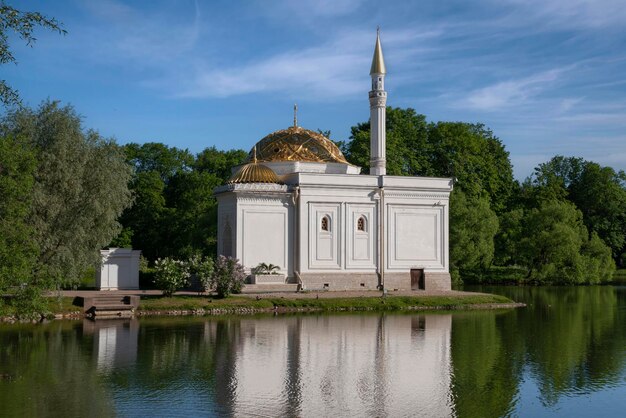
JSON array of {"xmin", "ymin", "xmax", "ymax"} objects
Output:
[{"xmin": 5, "ymin": 0, "xmax": 626, "ymax": 178}]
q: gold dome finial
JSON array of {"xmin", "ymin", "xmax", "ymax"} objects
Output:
[
  {"xmin": 253, "ymin": 146, "xmax": 258, "ymax": 163},
  {"xmin": 370, "ymin": 27, "xmax": 386, "ymax": 75},
  {"xmin": 293, "ymin": 103, "xmax": 298, "ymax": 127}
]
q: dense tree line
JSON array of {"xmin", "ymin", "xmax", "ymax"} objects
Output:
[{"xmin": 113, "ymin": 143, "xmax": 247, "ymax": 260}]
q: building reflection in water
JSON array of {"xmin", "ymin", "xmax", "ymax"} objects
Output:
[
  {"xmin": 83, "ymin": 318, "xmax": 139, "ymax": 372},
  {"xmin": 225, "ymin": 314, "xmax": 453, "ymax": 417}
]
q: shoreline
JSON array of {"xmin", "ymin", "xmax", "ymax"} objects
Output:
[
  {"xmin": 1, "ymin": 291, "xmax": 525, "ymax": 323},
  {"xmin": 133, "ymin": 301, "xmax": 526, "ymax": 318}
]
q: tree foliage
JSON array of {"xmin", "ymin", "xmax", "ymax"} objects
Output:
[
  {"xmin": 531, "ymin": 156, "xmax": 626, "ymax": 262},
  {"xmin": 118, "ymin": 142, "xmax": 246, "ymax": 262},
  {"xmin": 517, "ymin": 199, "xmax": 614, "ymax": 284},
  {"xmin": 449, "ymin": 190, "xmax": 499, "ymax": 281},
  {"xmin": 0, "ymin": 2, "xmax": 66, "ymax": 107},
  {"xmin": 0, "ymin": 134, "xmax": 37, "ymax": 306},
  {"xmin": 1, "ymin": 101, "xmax": 133, "ymax": 295}
]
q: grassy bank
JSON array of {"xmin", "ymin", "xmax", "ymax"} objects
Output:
[
  {"xmin": 1, "ymin": 293, "xmax": 518, "ymax": 320},
  {"xmin": 0, "ymin": 296, "xmax": 80, "ymax": 319},
  {"xmin": 137, "ymin": 293, "xmax": 516, "ymax": 314}
]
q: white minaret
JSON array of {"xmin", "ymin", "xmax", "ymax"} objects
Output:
[{"xmin": 369, "ymin": 28, "xmax": 387, "ymax": 176}]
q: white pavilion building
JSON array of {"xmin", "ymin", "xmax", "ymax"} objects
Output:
[{"xmin": 214, "ymin": 32, "xmax": 453, "ymax": 291}]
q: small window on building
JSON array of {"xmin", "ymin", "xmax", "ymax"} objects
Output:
[
  {"xmin": 321, "ymin": 216, "xmax": 330, "ymax": 232},
  {"xmin": 357, "ymin": 216, "xmax": 366, "ymax": 232}
]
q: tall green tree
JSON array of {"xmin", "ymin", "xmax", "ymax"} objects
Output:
[
  {"xmin": 164, "ymin": 170, "xmax": 222, "ymax": 257},
  {"xmin": 118, "ymin": 144, "xmax": 243, "ymax": 261},
  {"xmin": 517, "ymin": 199, "xmax": 614, "ymax": 284},
  {"xmin": 0, "ymin": 134, "xmax": 37, "ymax": 306},
  {"xmin": 428, "ymin": 122, "xmax": 514, "ymax": 213},
  {"xmin": 194, "ymin": 146, "xmax": 247, "ymax": 182},
  {"xmin": 531, "ymin": 156, "xmax": 626, "ymax": 263},
  {"xmin": 118, "ymin": 170, "xmax": 168, "ymax": 260},
  {"xmin": 0, "ymin": 2, "xmax": 65, "ymax": 107},
  {"xmin": 449, "ymin": 190, "xmax": 499, "ymax": 281},
  {"xmin": 124, "ymin": 142, "xmax": 194, "ymax": 182},
  {"xmin": 1, "ymin": 101, "xmax": 133, "ymax": 290}
]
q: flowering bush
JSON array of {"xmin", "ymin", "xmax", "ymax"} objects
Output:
[
  {"xmin": 187, "ymin": 255, "xmax": 214, "ymax": 293},
  {"xmin": 154, "ymin": 257, "xmax": 190, "ymax": 297},
  {"xmin": 212, "ymin": 256, "xmax": 246, "ymax": 298}
]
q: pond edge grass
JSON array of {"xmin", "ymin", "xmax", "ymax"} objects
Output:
[{"xmin": 0, "ymin": 293, "xmax": 524, "ymax": 322}]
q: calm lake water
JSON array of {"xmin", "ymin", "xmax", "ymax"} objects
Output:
[{"xmin": 1, "ymin": 286, "xmax": 625, "ymax": 417}]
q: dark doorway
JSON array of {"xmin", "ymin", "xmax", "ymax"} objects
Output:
[{"xmin": 411, "ymin": 269, "xmax": 425, "ymax": 290}]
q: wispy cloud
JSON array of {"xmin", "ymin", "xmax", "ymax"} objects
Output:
[
  {"xmin": 169, "ymin": 28, "xmax": 439, "ymax": 99},
  {"xmin": 265, "ymin": 0, "xmax": 366, "ymax": 18},
  {"xmin": 557, "ymin": 97, "xmax": 583, "ymax": 113},
  {"xmin": 502, "ymin": 0, "xmax": 626, "ymax": 29},
  {"xmin": 459, "ymin": 69, "xmax": 563, "ymax": 110}
]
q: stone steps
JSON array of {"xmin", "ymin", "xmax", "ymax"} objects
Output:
[{"xmin": 81, "ymin": 295, "xmax": 140, "ymax": 318}]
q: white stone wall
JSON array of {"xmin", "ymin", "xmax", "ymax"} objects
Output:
[
  {"xmin": 215, "ymin": 183, "xmax": 294, "ymax": 277},
  {"xmin": 214, "ymin": 175, "xmax": 452, "ymax": 289}
]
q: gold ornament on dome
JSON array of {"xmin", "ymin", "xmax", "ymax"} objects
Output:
[
  {"xmin": 228, "ymin": 148, "xmax": 281, "ymax": 184},
  {"xmin": 248, "ymin": 126, "xmax": 348, "ymax": 164}
]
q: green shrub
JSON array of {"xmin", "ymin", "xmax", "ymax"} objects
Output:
[
  {"xmin": 154, "ymin": 257, "xmax": 190, "ymax": 297},
  {"xmin": 187, "ymin": 255, "xmax": 214, "ymax": 293},
  {"xmin": 212, "ymin": 256, "xmax": 246, "ymax": 298}
]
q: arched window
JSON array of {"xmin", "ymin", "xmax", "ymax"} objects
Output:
[
  {"xmin": 222, "ymin": 221, "xmax": 233, "ymax": 257},
  {"xmin": 321, "ymin": 215, "xmax": 330, "ymax": 232},
  {"xmin": 357, "ymin": 216, "xmax": 366, "ymax": 232}
]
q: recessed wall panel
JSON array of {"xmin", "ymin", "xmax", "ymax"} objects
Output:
[
  {"xmin": 309, "ymin": 203, "xmax": 341, "ymax": 269},
  {"xmin": 243, "ymin": 211, "xmax": 287, "ymax": 270},
  {"xmin": 388, "ymin": 205, "xmax": 443, "ymax": 269}
]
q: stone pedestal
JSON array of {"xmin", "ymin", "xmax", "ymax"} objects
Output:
[
  {"xmin": 96, "ymin": 248, "xmax": 141, "ymax": 290},
  {"xmin": 250, "ymin": 274, "xmax": 286, "ymax": 284}
]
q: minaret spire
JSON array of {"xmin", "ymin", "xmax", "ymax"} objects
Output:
[
  {"xmin": 369, "ymin": 28, "xmax": 387, "ymax": 176},
  {"xmin": 370, "ymin": 27, "xmax": 386, "ymax": 75}
]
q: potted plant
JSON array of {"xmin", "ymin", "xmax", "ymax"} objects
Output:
[{"xmin": 250, "ymin": 262, "xmax": 286, "ymax": 284}]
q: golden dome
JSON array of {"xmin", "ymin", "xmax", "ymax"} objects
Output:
[
  {"xmin": 227, "ymin": 153, "xmax": 280, "ymax": 184},
  {"xmin": 248, "ymin": 126, "xmax": 348, "ymax": 164}
]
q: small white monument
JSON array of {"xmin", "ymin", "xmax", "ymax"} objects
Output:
[{"xmin": 96, "ymin": 248, "xmax": 141, "ymax": 290}]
